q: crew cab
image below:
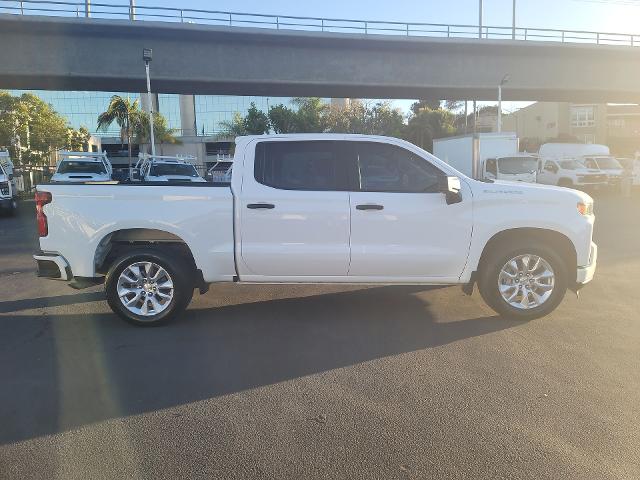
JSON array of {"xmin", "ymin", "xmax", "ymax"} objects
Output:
[
  {"xmin": 33, "ymin": 134, "xmax": 597, "ymax": 326},
  {"xmin": 51, "ymin": 151, "xmax": 112, "ymax": 183},
  {"xmin": 536, "ymin": 158, "xmax": 607, "ymax": 189},
  {"xmin": 580, "ymin": 156, "xmax": 624, "ymax": 188},
  {"xmin": 136, "ymin": 154, "xmax": 206, "ymax": 183}
]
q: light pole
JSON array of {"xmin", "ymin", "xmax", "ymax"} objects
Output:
[
  {"xmin": 497, "ymin": 73, "xmax": 510, "ymax": 133},
  {"xmin": 478, "ymin": 0, "xmax": 483, "ymax": 39},
  {"xmin": 512, "ymin": 0, "xmax": 516, "ymax": 39},
  {"xmin": 143, "ymin": 48, "xmax": 156, "ymax": 158}
]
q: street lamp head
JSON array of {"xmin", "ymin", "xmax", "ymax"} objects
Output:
[
  {"xmin": 143, "ymin": 48, "xmax": 153, "ymax": 62},
  {"xmin": 501, "ymin": 73, "xmax": 511, "ymax": 85}
]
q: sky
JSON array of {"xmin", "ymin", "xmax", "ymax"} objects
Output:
[
  {"xmin": 144, "ymin": 0, "xmax": 640, "ymax": 34},
  {"xmin": 137, "ymin": 0, "xmax": 640, "ymax": 113}
]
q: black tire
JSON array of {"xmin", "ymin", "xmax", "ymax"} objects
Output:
[
  {"xmin": 105, "ymin": 247, "xmax": 195, "ymax": 326},
  {"xmin": 478, "ymin": 242, "xmax": 568, "ymax": 320}
]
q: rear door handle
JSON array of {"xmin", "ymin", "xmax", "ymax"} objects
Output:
[
  {"xmin": 356, "ymin": 204, "xmax": 384, "ymax": 211},
  {"xmin": 247, "ymin": 203, "xmax": 275, "ymax": 209}
]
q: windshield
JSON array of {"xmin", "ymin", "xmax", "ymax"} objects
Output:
[
  {"xmin": 559, "ymin": 160, "xmax": 581, "ymax": 170},
  {"xmin": 591, "ymin": 156, "xmax": 622, "ymax": 169},
  {"xmin": 149, "ymin": 163, "xmax": 198, "ymax": 177},
  {"xmin": 497, "ymin": 157, "xmax": 538, "ymax": 175},
  {"xmin": 57, "ymin": 160, "xmax": 106, "ymax": 174}
]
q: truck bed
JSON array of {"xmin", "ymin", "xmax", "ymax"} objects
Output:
[{"xmin": 37, "ymin": 183, "xmax": 236, "ymax": 282}]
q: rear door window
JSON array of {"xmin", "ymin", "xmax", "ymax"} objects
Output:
[{"xmin": 254, "ymin": 141, "xmax": 349, "ymax": 191}]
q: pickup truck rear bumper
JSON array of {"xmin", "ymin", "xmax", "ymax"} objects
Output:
[
  {"xmin": 34, "ymin": 252, "xmax": 72, "ymax": 281},
  {"xmin": 576, "ymin": 242, "xmax": 597, "ymax": 286}
]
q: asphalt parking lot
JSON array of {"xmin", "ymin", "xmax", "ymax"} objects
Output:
[{"xmin": 1, "ymin": 194, "xmax": 639, "ymax": 479}]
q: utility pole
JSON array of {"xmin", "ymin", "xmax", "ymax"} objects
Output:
[
  {"xmin": 498, "ymin": 74, "xmax": 511, "ymax": 133},
  {"xmin": 143, "ymin": 48, "xmax": 156, "ymax": 158},
  {"xmin": 473, "ymin": 101, "xmax": 477, "ymax": 134},
  {"xmin": 129, "ymin": 0, "xmax": 136, "ymax": 20},
  {"xmin": 84, "ymin": 0, "xmax": 90, "ymax": 17},
  {"xmin": 464, "ymin": 101, "xmax": 468, "ymax": 134},
  {"xmin": 478, "ymin": 0, "xmax": 483, "ymax": 39},
  {"xmin": 512, "ymin": 0, "xmax": 516, "ymax": 40}
]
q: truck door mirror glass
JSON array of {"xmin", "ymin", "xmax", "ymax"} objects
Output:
[{"xmin": 438, "ymin": 176, "xmax": 462, "ymax": 205}]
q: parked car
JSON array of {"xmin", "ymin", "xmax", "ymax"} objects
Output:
[
  {"xmin": 50, "ymin": 151, "xmax": 112, "ymax": 183},
  {"xmin": 34, "ymin": 134, "xmax": 597, "ymax": 326},
  {"xmin": 137, "ymin": 154, "xmax": 206, "ymax": 183},
  {"xmin": 0, "ymin": 161, "xmax": 17, "ymax": 215}
]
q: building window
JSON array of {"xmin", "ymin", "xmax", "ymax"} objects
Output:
[
  {"xmin": 571, "ymin": 106, "xmax": 595, "ymax": 128},
  {"xmin": 607, "ymin": 118, "xmax": 625, "ymax": 128},
  {"xmin": 582, "ymin": 134, "xmax": 595, "ymax": 144}
]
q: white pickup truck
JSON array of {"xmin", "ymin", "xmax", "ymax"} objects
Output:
[{"xmin": 33, "ymin": 134, "xmax": 597, "ymax": 326}]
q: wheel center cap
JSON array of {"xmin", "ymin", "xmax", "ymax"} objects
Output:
[{"xmin": 143, "ymin": 283, "xmax": 153, "ymax": 292}]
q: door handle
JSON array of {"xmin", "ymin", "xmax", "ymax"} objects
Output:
[
  {"xmin": 247, "ymin": 203, "xmax": 275, "ymax": 209},
  {"xmin": 356, "ymin": 204, "xmax": 384, "ymax": 211}
]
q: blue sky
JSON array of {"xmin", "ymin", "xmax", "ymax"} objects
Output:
[{"xmin": 146, "ymin": 0, "xmax": 640, "ymax": 34}]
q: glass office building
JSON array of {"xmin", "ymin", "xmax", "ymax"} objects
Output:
[{"xmin": 9, "ymin": 90, "xmax": 295, "ymax": 136}]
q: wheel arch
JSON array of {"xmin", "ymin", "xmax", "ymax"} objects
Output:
[
  {"xmin": 477, "ymin": 227, "xmax": 577, "ymax": 278},
  {"xmin": 95, "ymin": 228, "xmax": 197, "ymax": 275}
]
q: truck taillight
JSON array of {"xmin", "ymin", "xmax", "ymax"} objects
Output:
[{"xmin": 35, "ymin": 191, "xmax": 52, "ymax": 237}]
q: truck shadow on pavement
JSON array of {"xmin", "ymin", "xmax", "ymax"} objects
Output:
[
  {"xmin": 0, "ymin": 290, "xmax": 105, "ymax": 313},
  {"xmin": 0, "ymin": 285, "xmax": 516, "ymax": 445}
]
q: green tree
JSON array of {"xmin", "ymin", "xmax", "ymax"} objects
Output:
[
  {"xmin": 267, "ymin": 104, "xmax": 299, "ymax": 134},
  {"xmin": 323, "ymin": 101, "xmax": 405, "ymax": 137},
  {"xmin": 410, "ymin": 99, "xmax": 442, "ymax": 114},
  {"xmin": 132, "ymin": 111, "xmax": 180, "ymax": 155},
  {"xmin": 218, "ymin": 102, "xmax": 270, "ymax": 137},
  {"xmin": 66, "ymin": 126, "xmax": 91, "ymax": 152},
  {"xmin": 0, "ymin": 91, "xmax": 69, "ymax": 165},
  {"xmin": 97, "ymin": 95, "xmax": 139, "ymax": 165},
  {"xmin": 290, "ymin": 98, "xmax": 327, "ymax": 132},
  {"xmin": 243, "ymin": 102, "xmax": 270, "ymax": 134},
  {"xmin": 403, "ymin": 107, "xmax": 456, "ymax": 152}
]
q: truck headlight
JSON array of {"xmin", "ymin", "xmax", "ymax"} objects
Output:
[{"xmin": 577, "ymin": 201, "xmax": 593, "ymax": 216}]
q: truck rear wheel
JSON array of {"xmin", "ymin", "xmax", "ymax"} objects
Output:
[
  {"xmin": 478, "ymin": 243, "xmax": 568, "ymax": 320},
  {"xmin": 105, "ymin": 248, "xmax": 194, "ymax": 326}
]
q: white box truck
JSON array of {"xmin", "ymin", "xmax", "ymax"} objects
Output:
[{"xmin": 433, "ymin": 132, "xmax": 538, "ymax": 183}]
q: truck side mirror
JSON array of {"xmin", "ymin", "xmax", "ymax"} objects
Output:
[{"xmin": 438, "ymin": 176, "xmax": 462, "ymax": 205}]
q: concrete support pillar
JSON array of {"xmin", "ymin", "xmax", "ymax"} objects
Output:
[
  {"xmin": 139, "ymin": 92, "xmax": 158, "ymax": 114},
  {"xmin": 179, "ymin": 94, "xmax": 197, "ymax": 136}
]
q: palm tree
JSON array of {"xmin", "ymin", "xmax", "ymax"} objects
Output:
[
  {"xmin": 132, "ymin": 111, "xmax": 180, "ymax": 156},
  {"xmin": 97, "ymin": 95, "xmax": 139, "ymax": 167}
]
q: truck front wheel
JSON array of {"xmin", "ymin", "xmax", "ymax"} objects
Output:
[
  {"xmin": 105, "ymin": 248, "xmax": 194, "ymax": 326},
  {"xmin": 478, "ymin": 243, "xmax": 568, "ymax": 320}
]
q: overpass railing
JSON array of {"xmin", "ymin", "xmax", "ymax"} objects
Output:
[{"xmin": 1, "ymin": 0, "xmax": 638, "ymax": 47}]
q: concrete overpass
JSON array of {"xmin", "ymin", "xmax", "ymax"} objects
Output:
[{"xmin": 0, "ymin": 14, "xmax": 639, "ymax": 103}]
